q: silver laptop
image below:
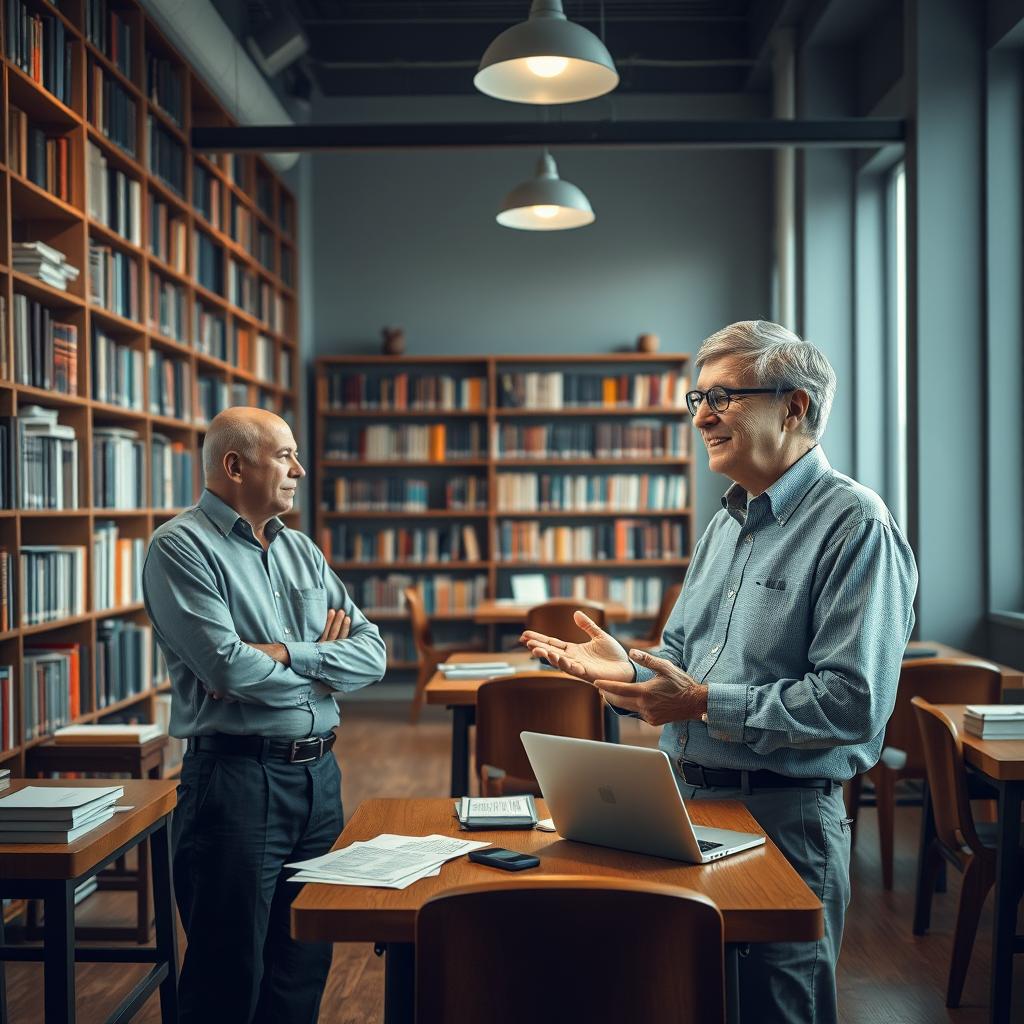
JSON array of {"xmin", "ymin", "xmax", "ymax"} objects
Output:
[{"xmin": 521, "ymin": 732, "xmax": 766, "ymax": 864}]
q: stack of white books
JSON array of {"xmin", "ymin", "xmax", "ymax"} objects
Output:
[
  {"xmin": 437, "ymin": 661, "xmax": 517, "ymax": 680},
  {"xmin": 0, "ymin": 785, "xmax": 123, "ymax": 844},
  {"xmin": 0, "ymin": 768, "xmax": 9, "ymax": 792},
  {"xmin": 12, "ymin": 242, "xmax": 80, "ymax": 291},
  {"xmin": 54, "ymin": 723, "xmax": 163, "ymax": 745},
  {"xmin": 963, "ymin": 705, "xmax": 1024, "ymax": 739}
]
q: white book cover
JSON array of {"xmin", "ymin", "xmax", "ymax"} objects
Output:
[{"xmin": 0, "ymin": 786, "xmax": 123, "ymax": 822}]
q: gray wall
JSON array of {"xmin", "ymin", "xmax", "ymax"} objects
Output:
[{"xmin": 308, "ymin": 144, "xmax": 773, "ymax": 531}]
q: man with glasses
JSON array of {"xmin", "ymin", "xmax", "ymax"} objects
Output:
[{"xmin": 523, "ymin": 320, "xmax": 917, "ymax": 1024}]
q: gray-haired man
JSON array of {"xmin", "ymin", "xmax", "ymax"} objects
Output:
[{"xmin": 524, "ymin": 321, "xmax": 918, "ymax": 1023}]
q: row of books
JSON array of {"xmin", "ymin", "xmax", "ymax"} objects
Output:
[
  {"xmin": 87, "ymin": 141, "xmax": 143, "ymax": 245},
  {"xmin": 509, "ymin": 573, "xmax": 668, "ymax": 617},
  {"xmin": 93, "ymin": 325, "xmax": 144, "ymax": 410},
  {"xmin": 193, "ymin": 162, "xmax": 223, "ymax": 229},
  {"xmin": 494, "ymin": 421, "xmax": 690, "ymax": 459},
  {"xmin": 196, "ymin": 377, "xmax": 247, "ymax": 424},
  {"xmin": 148, "ymin": 115, "xmax": 185, "ymax": 195},
  {"xmin": 321, "ymin": 475, "xmax": 488, "ymax": 512},
  {"xmin": 93, "ymin": 521, "xmax": 144, "ymax": 610},
  {"xmin": 496, "ymin": 473, "xmax": 689, "ymax": 512},
  {"xmin": 194, "ymin": 230, "xmax": 224, "ymax": 295},
  {"xmin": 149, "ymin": 196, "xmax": 188, "ymax": 272},
  {"xmin": 228, "ymin": 263, "xmax": 282, "ymax": 329},
  {"xmin": 22, "ymin": 642, "xmax": 86, "ymax": 739},
  {"xmin": 498, "ymin": 371, "xmax": 689, "ymax": 410},
  {"xmin": 149, "ymin": 349, "xmax": 191, "ymax": 420},
  {"xmin": 86, "ymin": 0, "xmax": 133, "ymax": 78},
  {"xmin": 194, "ymin": 304, "xmax": 227, "ymax": 358},
  {"xmin": 148, "ymin": 273, "xmax": 188, "ymax": 342},
  {"xmin": 323, "ymin": 524, "xmax": 483, "ymax": 565},
  {"xmin": 233, "ymin": 326, "xmax": 275, "ymax": 381},
  {"xmin": 496, "ymin": 520, "xmax": 686, "ymax": 563},
  {"xmin": 96, "ymin": 619, "xmax": 152, "ymax": 709},
  {"xmin": 87, "ymin": 60, "xmax": 138, "ymax": 157},
  {"xmin": 13, "ymin": 241, "xmax": 79, "ymax": 292},
  {"xmin": 15, "ymin": 406, "xmax": 80, "ymax": 510},
  {"xmin": 93, "ymin": 427, "xmax": 145, "ymax": 509},
  {"xmin": 257, "ymin": 226, "xmax": 274, "ymax": 272},
  {"xmin": 0, "ymin": 667, "xmax": 13, "ymax": 750},
  {"xmin": 231, "ymin": 198, "xmax": 256, "ymax": 253},
  {"xmin": 0, "ymin": 550, "xmax": 13, "ymax": 631},
  {"xmin": 152, "ymin": 432, "xmax": 195, "ymax": 508},
  {"xmin": 380, "ymin": 629, "xmax": 416, "ymax": 662},
  {"xmin": 352, "ymin": 574, "xmax": 488, "ymax": 615},
  {"xmin": 8, "ymin": 107, "xmax": 69, "ymax": 200},
  {"xmin": 147, "ymin": 53, "xmax": 184, "ymax": 126},
  {"xmin": 13, "ymin": 293, "xmax": 79, "ymax": 394},
  {"xmin": 323, "ymin": 373, "xmax": 488, "ymax": 411},
  {"xmin": 325, "ymin": 423, "xmax": 486, "ymax": 462},
  {"xmin": 5, "ymin": 0, "xmax": 73, "ymax": 105},
  {"xmin": 20, "ymin": 546, "xmax": 86, "ymax": 626},
  {"xmin": 89, "ymin": 241, "xmax": 141, "ymax": 321}
]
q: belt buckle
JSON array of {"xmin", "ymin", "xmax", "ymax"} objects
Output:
[
  {"xmin": 290, "ymin": 737, "xmax": 324, "ymax": 764},
  {"xmin": 678, "ymin": 760, "xmax": 706, "ymax": 788}
]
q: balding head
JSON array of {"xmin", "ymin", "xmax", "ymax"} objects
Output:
[{"xmin": 203, "ymin": 407, "xmax": 288, "ymax": 485}]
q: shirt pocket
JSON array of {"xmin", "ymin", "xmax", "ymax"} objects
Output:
[{"xmin": 292, "ymin": 586, "xmax": 328, "ymax": 641}]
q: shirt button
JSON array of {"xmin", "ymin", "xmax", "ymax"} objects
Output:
[
  {"xmin": 745, "ymin": 535, "xmax": 753, "ymax": 545},
  {"xmin": 274, "ymin": 591, "xmax": 281, "ymax": 598},
  {"xmin": 284, "ymin": 628, "xmax": 292, "ymax": 635},
  {"xmin": 710, "ymin": 645, "xmax": 720, "ymax": 655},
  {"xmin": 727, "ymin": 590, "xmax": 735, "ymax": 600}
]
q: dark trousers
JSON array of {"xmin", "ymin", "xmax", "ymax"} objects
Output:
[{"xmin": 172, "ymin": 748, "xmax": 344, "ymax": 1024}]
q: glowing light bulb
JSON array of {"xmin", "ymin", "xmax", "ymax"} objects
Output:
[
  {"xmin": 532, "ymin": 205, "xmax": 559, "ymax": 219},
  {"xmin": 525, "ymin": 56, "xmax": 569, "ymax": 78}
]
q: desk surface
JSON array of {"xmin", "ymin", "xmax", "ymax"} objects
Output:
[
  {"xmin": 934, "ymin": 704, "xmax": 1024, "ymax": 782},
  {"xmin": 473, "ymin": 599, "xmax": 630, "ymax": 625},
  {"xmin": 290, "ymin": 797, "xmax": 823, "ymax": 946},
  {"xmin": 907, "ymin": 642, "xmax": 1023, "ymax": 687},
  {"xmin": 425, "ymin": 650, "xmax": 574, "ymax": 706},
  {"xmin": 0, "ymin": 779, "xmax": 178, "ymax": 879}
]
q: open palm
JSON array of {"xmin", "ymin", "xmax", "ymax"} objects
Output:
[{"xmin": 520, "ymin": 611, "xmax": 634, "ymax": 684}]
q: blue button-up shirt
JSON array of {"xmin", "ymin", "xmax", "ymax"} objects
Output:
[
  {"xmin": 143, "ymin": 490, "xmax": 387, "ymax": 739},
  {"xmin": 635, "ymin": 445, "xmax": 918, "ymax": 780}
]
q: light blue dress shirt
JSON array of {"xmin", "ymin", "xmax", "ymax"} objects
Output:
[
  {"xmin": 143, "ymin": 489, "xmax": 387, "ymax": 739},
  {"xmin": 634, "ymin": 445, "xmax": 918, "ymax": 780}
]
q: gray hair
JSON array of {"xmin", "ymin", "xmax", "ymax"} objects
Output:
[
  {"xmin": 695, "ymin": 320, "xmax": 837, "ymax": 440},
  {"xmin": 202, "ymin": 410, "xmax": 267, "ymax": 482}
]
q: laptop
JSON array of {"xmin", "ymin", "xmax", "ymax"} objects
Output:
[{"xmin": 520, "ymin": 732, "xmax": 766, "ymax": 864}]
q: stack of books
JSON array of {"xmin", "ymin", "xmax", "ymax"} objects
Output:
[
  {"xmin": 438, "ymin": 661, "xmax": 517, "ymax": 680},
  {"xmin": 455, "ymin": 796, "xmax": 538, "ymax": 831},
  {"xmin": 12, "ymin": 242, "xmax": 80, "ymax": 291},
  {"xmin": 54, "ymin": 723, "xmax": 162, "ymax": 745},
  {"xmin": 0, "ymin": 768, "xmax": 10, "ymax": 792},
  {"xmin": 963, "ymin": 705, "xmax": 1024, "ymax": 739},
  {"xmin": 0, "ymin": 785, "xmax": 123, "ymax": 844}
]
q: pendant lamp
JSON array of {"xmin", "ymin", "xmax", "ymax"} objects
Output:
[
  {"xmin": 475, "ymin": 0, "xmax": 618, "ymax": 105},
  {"xmin": 497, "ymin": 150, "xmax": 595, "ymax": 231}
]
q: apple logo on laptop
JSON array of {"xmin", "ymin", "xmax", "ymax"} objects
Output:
[{"xmin": 598, "ymin": 785, "xmax": 616, "ymax": 805}]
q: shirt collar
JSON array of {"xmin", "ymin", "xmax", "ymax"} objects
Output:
[
  {"xmin": 198, "ymin": 489, "xmax": 286, "ymax": 542},
  {"xmin": 720, "ymin": 445, "xmax": 831, "ymax": 527}
]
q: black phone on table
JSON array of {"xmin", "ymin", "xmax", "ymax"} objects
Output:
[{"xmin": 469, "ymin": 847, "xmax": 540, "ymax": 871}]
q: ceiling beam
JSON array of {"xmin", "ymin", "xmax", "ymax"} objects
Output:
[{"xmin": 191, "ymin": 118, "xmax": 905, "ymax": 152}]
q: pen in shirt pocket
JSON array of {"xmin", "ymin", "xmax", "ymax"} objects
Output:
[{"xmin": 756, "ymin": 578, "xmax": 787, "ymax": 591}]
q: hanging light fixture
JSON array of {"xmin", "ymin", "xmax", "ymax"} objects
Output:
[
  {"xmin": 475, "ymin": 0, "xmax": 618, "ymax": 105},
  {"xmin": 497, "ymin": 150, "xmax": 595, "ymax": 231}
]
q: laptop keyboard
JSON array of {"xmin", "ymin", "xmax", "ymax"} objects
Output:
[{"xmin": 697, "ymin": 839, "xmax": 723, "ymax": 853}]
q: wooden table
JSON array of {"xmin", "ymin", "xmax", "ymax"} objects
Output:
[
  {"xmin": 912, "ymin": 705, "xmax": 1024, "ymax": 1024},
  {"xmin": 425, "ymin": 649, "xmax": 623, "ymax": 796},
  {"xmin": 26, "ymin": 736, "xmax": 169, "ymax": 943},
  {"xmin": 904, "ymin": 641, "xmax": 1023, "ymax": 688},
  {"xmin": 291, "ymin": 797, "xmax": 823, "ymax": 1024},
  {"xmin": 0, "ymin": 779, "xmax": 179, "ymax": 1024},
  {"xmin": 473, "ymin": 598, "xmax": 630, "ymax": 624}
]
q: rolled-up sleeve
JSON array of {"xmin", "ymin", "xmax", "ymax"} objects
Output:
[
  {"xmin": 144, "ymin": 535, "xmax": 326, "ymax": 708},
  {"xmin": 706, "ymin": 518, "xmax": 917, "ymax": 752},
  {"xmin": 282, "ymin": 551, "xmax": 387, "ymax": 693}
]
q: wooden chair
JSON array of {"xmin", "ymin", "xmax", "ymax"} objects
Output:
[
  {"xmin": 405, "ymin": 586, "xmax": 484, "ymax": 724},
  {"xmin": 847, "ymin": 657, "xmax": 1001, "ymax": 889},
  {"xmin": 616, "ymin": 581, "xmax": 683, "ymax": 651},
  {"xmin": 525, "ymin": 598, "xmax": 607, "ymax": 644},
  {"xmin": 476, "ymin": 674, "xmax": 604, "ymax": 796},
  {"xmin": 911, "ymin": 697, "xmax": 1023, "ymax": 1007},
  {"xmin": 416, "ymin": 877, "xmax": 726, "ymax": 1024}
]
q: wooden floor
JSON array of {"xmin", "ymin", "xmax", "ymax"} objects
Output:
[{"xmin": 3, "ymin": 702, "xmax": 1023, "ymax": 1022}]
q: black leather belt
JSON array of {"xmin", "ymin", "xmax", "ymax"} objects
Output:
[
  {"xmin": 677, "ymin": 759, "xmax": 836, "ymax": 794},
  {"xmin": 189, "ymin": 732, "xmax": 337, "ymax": 764}
]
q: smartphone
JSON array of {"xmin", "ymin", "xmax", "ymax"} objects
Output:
[{"xmin": 469, "ymin": 847, "xmax": 540, "ymax": 871}]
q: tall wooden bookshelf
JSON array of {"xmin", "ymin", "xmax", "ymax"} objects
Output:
[
  {"xmin": 314, "ymin": 354, "xmax": 695, "ymax": 674},
  {"xmin": 0, "ymin": 0, "xmax": 301, "ymax": 807}
]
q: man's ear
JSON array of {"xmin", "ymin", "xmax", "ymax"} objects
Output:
[
  {"xmin": 224, "ymin": 451, "xmax": 244, "ymax": 483},
  {"xmin": 783, "ymin": 390, "xmax": 811, "ymax": 432}
]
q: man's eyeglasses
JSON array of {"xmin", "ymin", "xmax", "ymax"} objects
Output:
[{"xmin": 685, "ymin": 385, "xmax": 791, "ymax": 418}]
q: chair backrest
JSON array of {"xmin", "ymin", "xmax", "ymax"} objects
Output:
[
  {"xmin": 525, "ymin": 598, "xmax": 607, "ymax": 644},
  {"xmin": 883, "ymin": 658, "xmax": 1002, "ymax": 777},
  {"xmin": 403, "ymin": 586, "xmax": 433, "ymax": 655},
  {"xmin": 911, "ymin": 697, "xmax": 985, "ymax": 857},
  {"xmin": 416, "ymin": 877, "xmax": 725, "ymax": 1024},
  {"xmin": 644, "ymin": 581, "xmax": 683, "ymax": 645},
  {"xmin": 476, "ymin": 674, "xmax": 604, "ymax": 784}
]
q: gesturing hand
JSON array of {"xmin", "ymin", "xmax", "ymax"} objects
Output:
[
  {"xmin": 593, "ymin": 648, "xmax": 708, "ymax": 726},
  {"xmin": 319, "ymin": 609, "xmax": 351, "ymax": 642},
  {"xmin": 520, "ymin": 611, "xmax": 634, "ymax": 684}
]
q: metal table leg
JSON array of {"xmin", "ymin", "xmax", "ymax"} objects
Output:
[
  {"xmin": 150, "ymin": 819, "xmax": 179, "ymax": 1024},
  {"xmin": 990, "ymin": 779, "xmax": 1023, "ymax": 1024},
  {"xmin": 725, "ymin": 943, "xmax": 740, "ymax": 1024},
  {"xmin": 382, "ymin": 942, "xmax": 414, "ymax": 1024},
  {"xmin": 449, "ymin": 706, "xmax": 474, "ymax": 797},
  {"xmin": 43, "ymin": 881, "xmax": 75, "ymax": 1024},
  {"xmin": 603, "ymin": 705, "xmax": 620, "ymax": 744},
  {"xmin": 912, "ymin": 781, "xmax": 936, "ymax": 934}
]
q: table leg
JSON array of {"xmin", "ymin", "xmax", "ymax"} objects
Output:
[
  {"xmin": 912, "ymin": 781, "xmax": 937, "ymax": 935},
  {"xmin": 383, "ymin": 942, "xmax": 414, "ymax": 1024},
  {"xmin": 450, "ymin": 706, "xmax": 474, "ymax": 798},
  {"xmin": 0, "ymin": 900, "xmax": 7, "ymax": 1024},
  {"xmin": 43, "ymin": 881, "xmax": 75, "ymax": 1024},
  {"xmin": 150, "ymin": 819, "xmax": 179, "ymax": 1024},
  {"xmin": 990, "ymin": 780, "xmax": 1022, "ymax": 1024},
  {"xmin": 725, "ymin": 944, "xmax": 740, "ymax": 1024},
  {"xmin": 603, "ymin": 705, "xmax": 620, "ymax": 744}
]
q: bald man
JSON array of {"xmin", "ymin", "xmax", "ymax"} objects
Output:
[{"xmin": 143, "ymin": 408, "xmax": 386, "ymax": 1024}]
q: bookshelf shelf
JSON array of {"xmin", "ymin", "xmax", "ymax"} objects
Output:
[
  {"xmin": 0, "ymin": 4, "xmax": 301, "ymax": 775},
  {"xmin": 315, "ymin": 353, "xmax": 695, "ymax": 684}
]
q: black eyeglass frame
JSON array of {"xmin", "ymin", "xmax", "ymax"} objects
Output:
[{"xmin": 684, "ymin": 385, "xmax": 793, "ymax": 418}]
